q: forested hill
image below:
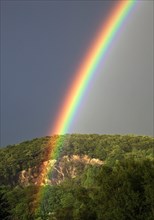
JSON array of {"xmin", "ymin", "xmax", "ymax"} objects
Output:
[{"xmin": 0, "ymin": 134, "xmax": 154, "ymax": 219}]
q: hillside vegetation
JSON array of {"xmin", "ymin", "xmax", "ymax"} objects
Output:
[{"xmin": 0, "ymin": 134, "xmax": 154, "ymax": 219}]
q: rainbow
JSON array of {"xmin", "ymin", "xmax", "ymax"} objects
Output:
[
  {"xmin": 50, "ymin": 0, "xmax": 136, "ymax": 136},
  {"xmin": 36, "ymin": 0, "xmax": 137, "ymax": 208}
]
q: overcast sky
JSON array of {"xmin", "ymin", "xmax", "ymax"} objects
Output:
[{"xmin": 1, "ymin": 0, "xmax": 153, "ymax": 147}]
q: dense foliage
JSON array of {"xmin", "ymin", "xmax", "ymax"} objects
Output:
[{"xmin": 0, "ymin": 134, "xmax": 153, "ymax": 219}]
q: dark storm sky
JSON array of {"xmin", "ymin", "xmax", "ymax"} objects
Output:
[{"xmin": 1, "ymin": 1, "xmax": 153, "ymax": 146}]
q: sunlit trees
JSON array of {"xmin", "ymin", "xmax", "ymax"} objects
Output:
[{"xmin": 0, "ymin": 134, "xmax": 154, "ymax": 219}]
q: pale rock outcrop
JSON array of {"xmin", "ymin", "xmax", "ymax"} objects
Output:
[{"xmin": 18, "ymin": 155, "xmax": 103, "ymax": 186}]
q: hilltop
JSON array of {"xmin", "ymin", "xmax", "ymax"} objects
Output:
[{"xmin": 0, "ymin": 134, "xmax": 154, "ymax": 219}]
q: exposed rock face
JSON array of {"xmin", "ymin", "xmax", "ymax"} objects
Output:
[
  {"xmin": 18, "ymin": 155, "xmax": 103, "ymax": 186},
  {"xmin": 18, "ymin": 159, "xmax": 56, "ymax": 186},
  {"xmin": 50, "ymin": 155, "xmax": 104, "ymax": 185}
]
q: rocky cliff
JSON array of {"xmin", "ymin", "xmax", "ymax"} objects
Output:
[{"xmin": 18, "ymin": 155, "xmax": 103, "ymax": 186}]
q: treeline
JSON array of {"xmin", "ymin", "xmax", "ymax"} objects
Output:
[
  {"xmin": 37, "ymin": 159, "xmax": 154, "ymax": 220},
  {"xmin": 0, "ymin": 134, "xmax": 154, "ymax": 219}
]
